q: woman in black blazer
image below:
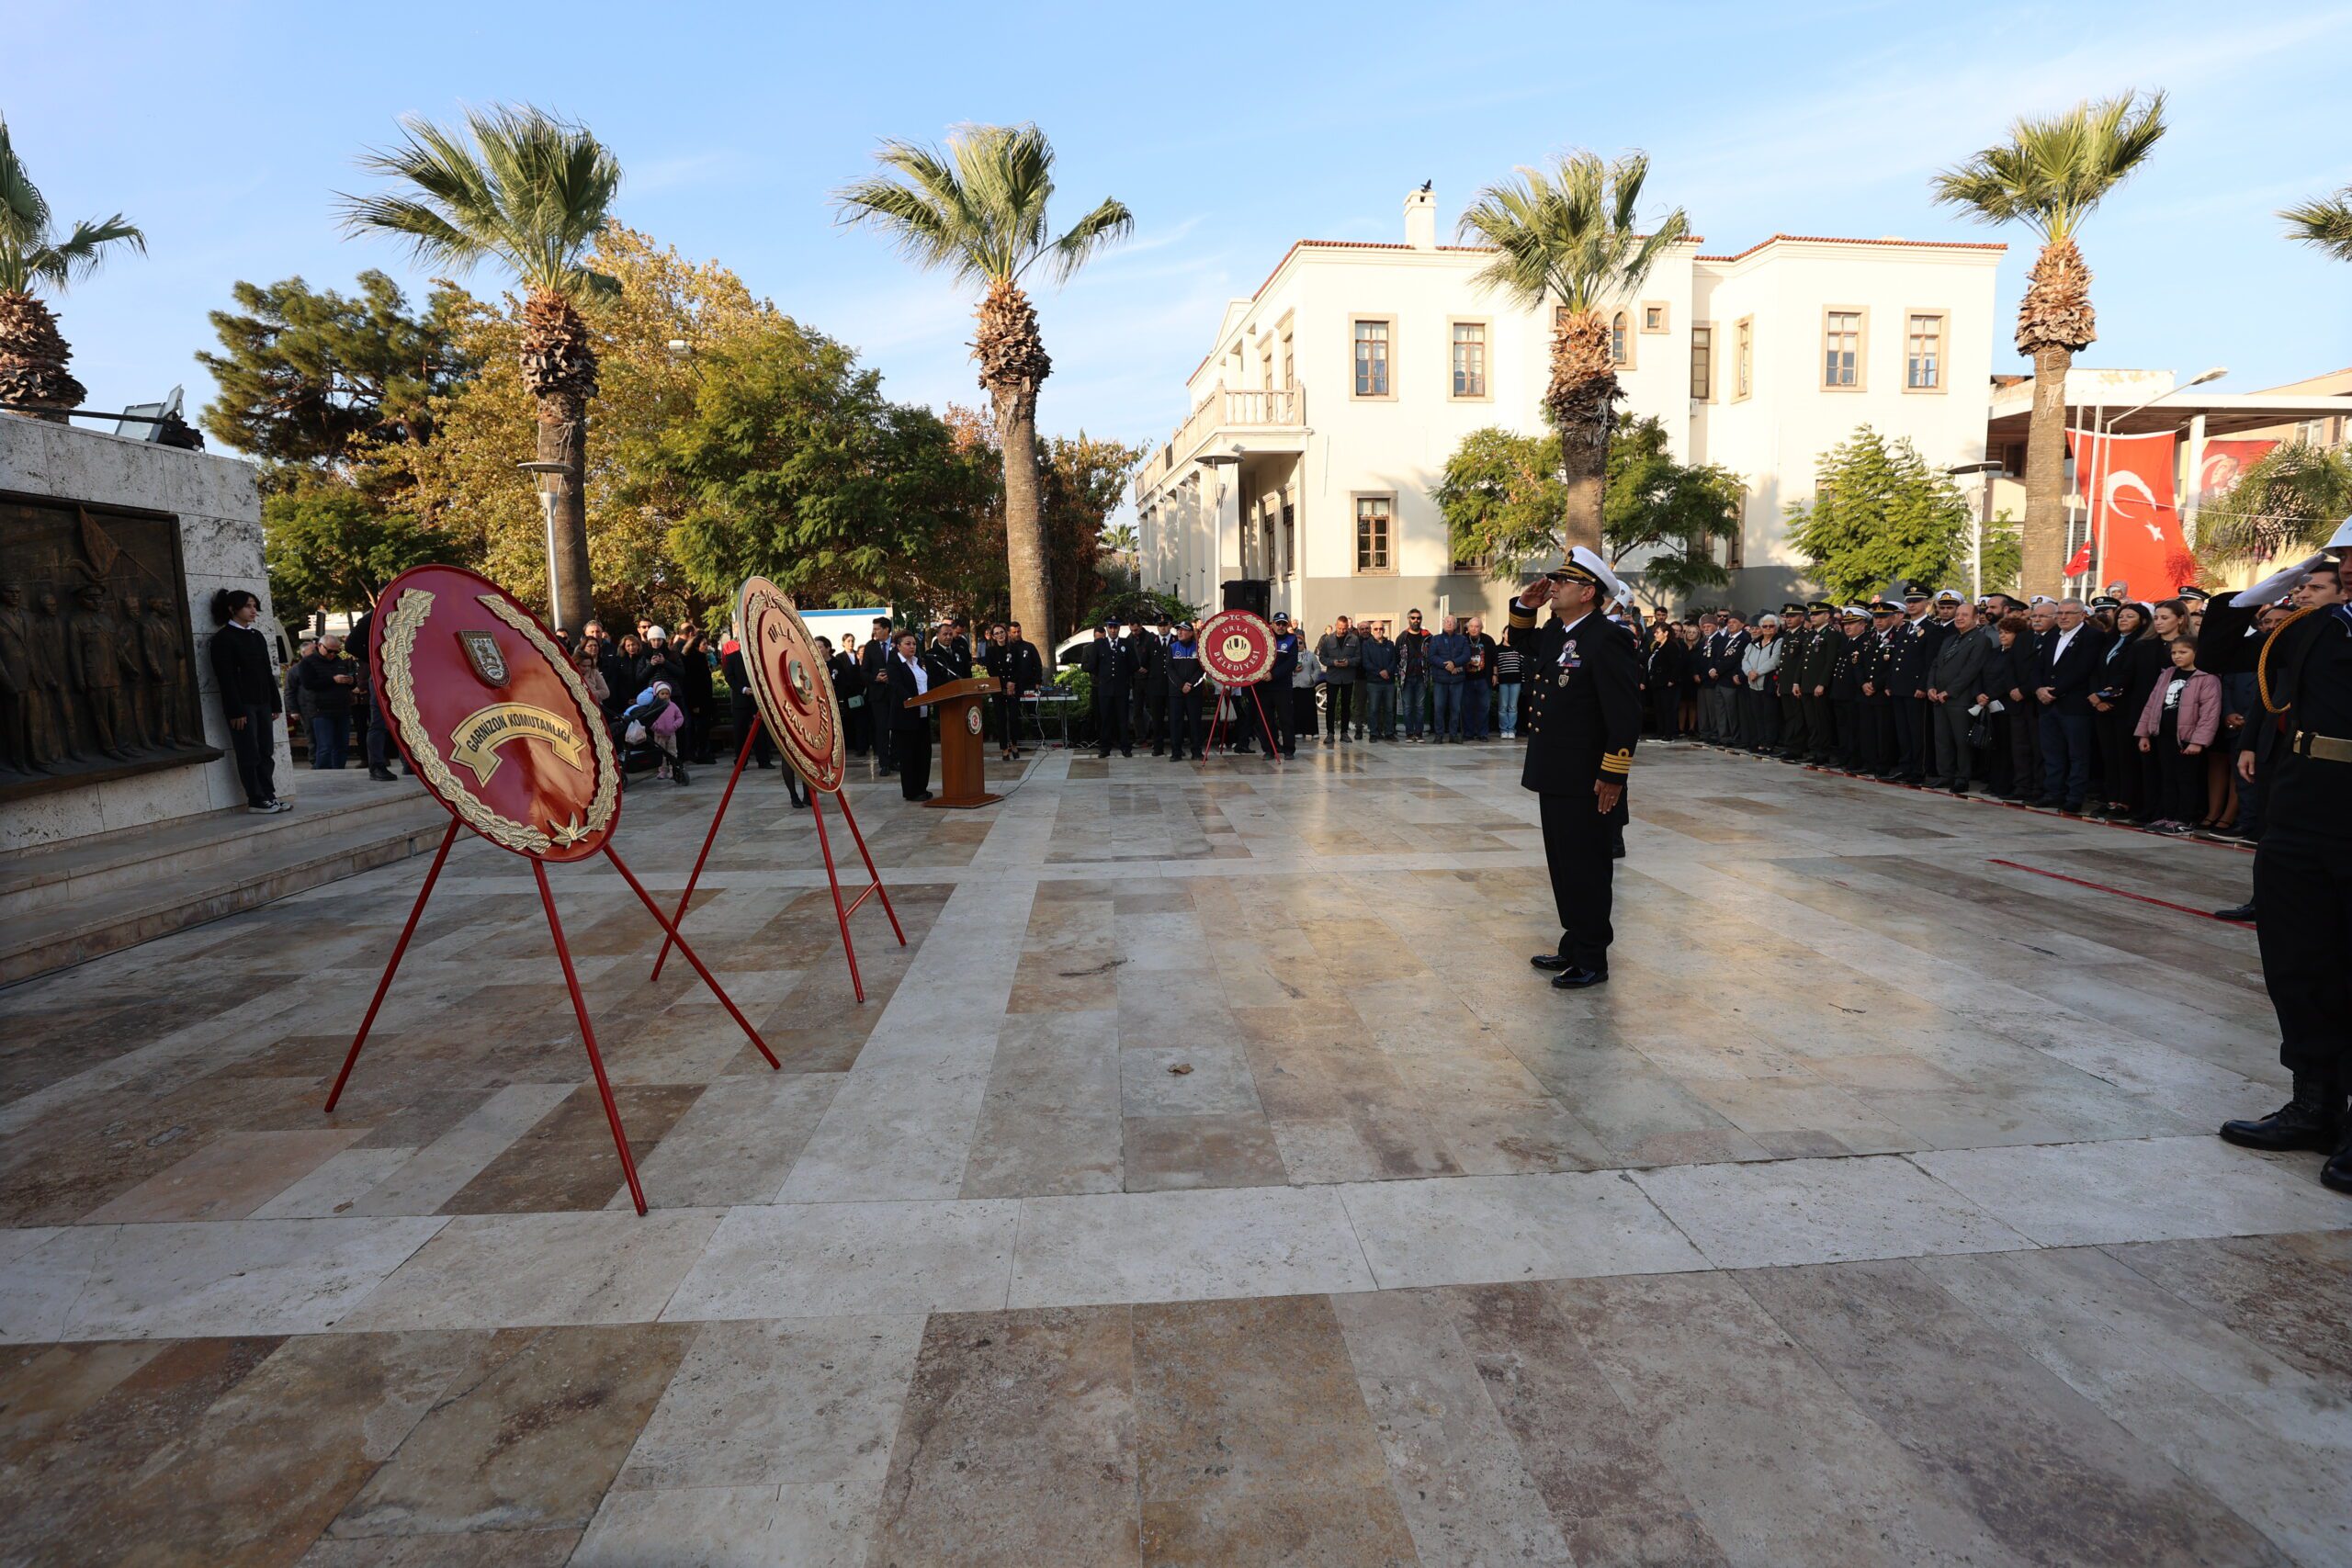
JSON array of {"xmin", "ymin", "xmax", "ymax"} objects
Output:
[{"xmin": 884, "ymin": 632, "xmax": 935, "ymax": 802}]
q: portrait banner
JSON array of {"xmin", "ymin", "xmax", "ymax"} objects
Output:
[
  {"xmin": 370, "ymin": 564, "xmax": 618, "ymax": 861},
  {"xmin": 736, "ymin": 576, "xmax": 846, "ymax": 793},
  {"xmin": 1198, "ymin": 609, "xmax": 1275, "ymax": 685}
]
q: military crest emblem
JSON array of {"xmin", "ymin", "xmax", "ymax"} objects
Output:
[{"xmin": 458, "ymin": 630, "xmax": 509, "ymax": 688}]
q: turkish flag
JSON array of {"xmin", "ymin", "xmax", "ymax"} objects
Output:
[
  {"xmin": 2075, "ymin": 431, "xmax": 2179, "ymax": 602},
  {"xmin": 2064, "ymin": 542, "xmax": 2093, "ymax": 577}
]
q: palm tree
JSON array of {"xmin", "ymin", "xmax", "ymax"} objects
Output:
[
  {"xmin": 1457, "ymin": 152, "xmax": 1688, "ymax": 554},
  {"xmin": 2281, "ymin": 186, "xmax": 2352, "ymax": 263},
  {"xmin": 339, "ymin": 105, "xmax": 621, "ymax": 628},
  {"xmin": 2196, "ymin": 442, "xmax": 2352, "ymax": 569},
  {"xmin": 0, "ymin": 117, "xmax": 145, "ymax": 421},
  {"xmin": 834, "ymin": 124, "xmax": 1130, "ymax": 650},
  {"xmin": 1931, "ymin": 90, "xmax": 2167, "ymax": 595}
]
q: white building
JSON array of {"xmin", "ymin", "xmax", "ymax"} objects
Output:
[{"xmin": 1133, "ymin": 186, "xmax": 2004, "ymax": 629}]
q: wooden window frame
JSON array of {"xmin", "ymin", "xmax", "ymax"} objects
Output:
[
  {"xmin": 1640, "ymin": 300, "xmax": 1670, "ymax": 334},
  {"xmin": 1689, "ymin": 321, "xmax": 1715, "ymax": 402},
  {"xmin": 1351, "ymin": 491, "xmax": 1396, "ymax": 575},
  {"xmin": 1609, "ymin": 310, "xmax": 1637, "ymax": 369},
  {"xmin": 1820, "ymin": 305, "xmax": 1868, "ymax": 392},
  {"xmin": 1277, "ymin": 311, "xmax": 1296, "ymax": 389},
  {"xmin": 1351, "ymin": 314, "xmax": 1396, "ymax": 401},
  {"xmin": 1902, "ymin": 308, "xmax": 1947, "ymax": 395},
  {"xmin": 1733, "ymin": 316, "xmax": 1754, "ymax": 402},
  {"xmin": 1447, "ymin": 316, "xmax": 1491, "ymax": 402}
]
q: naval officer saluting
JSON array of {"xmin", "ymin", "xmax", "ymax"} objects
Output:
[{"xmin": 1508, "ymin": 546, "xmax": 1643, "ymax": 989}]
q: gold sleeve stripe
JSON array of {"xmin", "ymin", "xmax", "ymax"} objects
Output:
[
  {"xmin": 1508, "ymin": 604, "xmax": 1536, "ymax": 629},
  {"xmin": 1600, "ymin": 750, "xmax": 1632, "ymax": 775}
]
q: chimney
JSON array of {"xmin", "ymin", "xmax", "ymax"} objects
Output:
[{"xmin": 1404, "ymin": 183, "xmax": 1437, "ymax": 251}]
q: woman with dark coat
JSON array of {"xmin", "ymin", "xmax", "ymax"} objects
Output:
[{"xmin": 1644, "ymin": 622, "xmax": 1688, "ymax": 738}]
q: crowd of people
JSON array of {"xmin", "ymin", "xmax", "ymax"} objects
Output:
[{"xmin": 1622, "ymin": 570, "xmax": 2349, "ymax": 854}]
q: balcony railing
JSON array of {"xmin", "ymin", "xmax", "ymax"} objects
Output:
[{"xmin": 1137, "ymin": 382, "xmax": 1307, "ymax": 496}]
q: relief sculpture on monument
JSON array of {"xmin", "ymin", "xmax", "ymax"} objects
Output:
[{"xmin": 0, "ymin": 490, "xmax": 220, "ymax": 800}]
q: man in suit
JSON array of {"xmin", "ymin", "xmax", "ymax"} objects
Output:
[
  {"xmin": 862, "ymin": 617, "xmax": 897, "ymax": 776},
  {"xmin": 2033, "ymin": 597, "xmax": 2109, "ymax": 814},
  {"xmin": 1129, "ymin": 616, "xmax": 1168, "ymax": 754},
  {"xmin": 1508, "ymin": 547, "xmax": 1642, "ymax": 990},
  {"xmin": 1925, "ymin": 598, "xmax": 1994, "ymax": 794},
  {"xmin": 927, "ymin": 619, "xmax": 973, "ymax": 682},
  {"xmin": 1080, "ymin": 620, "xmax": 1132, "ymax": 757},
  {"xmin": 1713, "ymin": 610, "xmax": 1751, "ymax": 747},
  {"xmin": 885, "ymin": 630, "xmax": 936, "ymax": 801}
]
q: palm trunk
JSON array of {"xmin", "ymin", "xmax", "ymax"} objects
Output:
[
  {"xmin": 975, "ymin": 280, "xmax": 1056, "ymax": 649},
  {"xmin": 0, "ymin": 291, "xmax": 86, "ymax": 423},
  {"xmin": 998, "ymin": 398, "xmax": 1051, "ymax": 651},
  {"xmin": 537, "ymin": 397, "xmax": 593, "ymax": 636},
  {"xmin": 2021, "ymin": 344, "xmax": 2072, "ymax": 595},
  {"xmin": 1547, "ymin": 308, "xmax": 1615, "ymax": 554}
]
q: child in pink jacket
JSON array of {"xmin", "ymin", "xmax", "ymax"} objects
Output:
[{"xmin": 2136, "ymin": 637, "xmax": 2221, "ymax": 833}]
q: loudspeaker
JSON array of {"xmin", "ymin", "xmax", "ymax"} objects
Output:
[{"xmin": 1220, "ymin": 578, "xmax": 1271, "ymax": 620}]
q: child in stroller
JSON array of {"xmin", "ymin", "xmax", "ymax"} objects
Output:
[{"xmin": 618, "ymin": 682, "xmax": 691, "ymax": 787}]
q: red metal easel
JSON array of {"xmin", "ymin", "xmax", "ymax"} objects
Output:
[
  {"xmin": 1202, "ymin": 681, "xmax": 1283, "ymax": 761},
  {"xmin": 650, "ymin": 716, "xmax": 905, "ymax": 1002}
]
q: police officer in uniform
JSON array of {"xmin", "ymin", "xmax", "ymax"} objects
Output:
[
  {"xmin": 1508, "ymin": 547, "xmax": 1642, "ymax": 990},
  {"xmin": 1799, "ymin": 602, "xmax": 1838, "ymax": 764},
  {"xmin": 1081, "ymin": 620, "xmax": 1132, "ymax": 757},
  {"xmin": 1776, "ymin": 602, "xmax": 1813, "ymax": 762},
  {"xmin": 2204, "ymin": 530, "xmax": 2352, "ymax": 1192},
  {"xmin": 1861, "ymin": 600, "xmax": 1902, "ymax": 776},
  {"xmin": 1267, "ymin": 613, "xmax": 1302, "ymax": 759}
]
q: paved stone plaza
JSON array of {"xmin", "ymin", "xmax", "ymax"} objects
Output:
[{"xmin": 2, "ymin": 740, "xmax": 2347, "ymax": 1565}]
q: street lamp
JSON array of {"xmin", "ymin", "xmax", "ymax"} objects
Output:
[
  {"xmin": 517, "ymin": 459, "xmax": 570, "ymax": 633},
  {"xmin": 1946, "ymin": 460, "xmax": 2003, "ymax": 599},
  {"xmin": 2086, "ymin": 367, "xmax": 2226, "ymax": 592}
]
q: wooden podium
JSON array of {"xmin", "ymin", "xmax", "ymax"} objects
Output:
[{"xmin": 907, "ymin": 676, "xmax": 1002, "ymax": 808}]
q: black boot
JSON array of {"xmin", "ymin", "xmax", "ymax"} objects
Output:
[
  {"xmin": 2324, "ymin": 1136, "xmax": 2352, "ymax": 1195},
  {"xmin": 2219, "ymin": 1073, "xmax": 2344, "ymax": 1153},
  {"xmin": 2212, "ymin": 902, "xmax": 2256, "ymax": 922}
]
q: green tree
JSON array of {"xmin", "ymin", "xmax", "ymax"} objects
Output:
[
  {"xmin": 1786, "ymin": 426, "xmax": 1996, "ymax": 602},
  {"xmin": 1931, "ymin": 90, "xmax": 2166, "ymax": 595},
  {"xmin": 198, "ymin": 271, "xmax": 473, "ymax": 468},
  {"xmin": 0, "ymin": 115, "xmax": 145, "ymax": 418},
  {"xmin": 1432, "ymin": 416, "xmax": 1740, "ymax": 601},
  {"xmin": 263, "ymin": 475, "xmax": 454, "ymax": 617},
  {"xmin": 833, "ymin": 122, "xmax": 1133, "ymax": 650},
  {"xmin": 339, "ymin": 104, "xmax": 623, "ymax": 633},
  {"xmin": 650, "ymin": 319, "xmax": 995, "ymax": 615},
  {"xmin": 1040, "ymin": 433, "xmax": 1146, "ymax": 638},
  {"xmin": 2196, "ymin": 442, "xmax": 2352, "ymax": 569},
  {"xmin": 1456, "ymin": 152, "xmax": 1688, "ymax": 551}
]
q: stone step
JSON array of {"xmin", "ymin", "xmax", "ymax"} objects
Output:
[{"xmin": 0, "ymin": 776, "xmax": 451, "ymax": 987}]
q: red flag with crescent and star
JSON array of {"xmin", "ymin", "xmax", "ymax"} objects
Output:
[{"xmin": 2073, "ymin": 430, "xmax": 2180, "ymax": 602}]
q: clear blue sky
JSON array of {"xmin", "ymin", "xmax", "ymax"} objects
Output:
[{"xmin": 11, "ymin": 0, "xmax": 2348, "ymax": 461}]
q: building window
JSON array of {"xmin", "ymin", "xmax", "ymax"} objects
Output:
[
  {"xmin": 1690, "ymin": 325, "xmax": 1713, "ymax": 400},
  {"xmin": 1823, "ymin": 310, "xmax": 1861, "ymax": 388},
  {"xmin": 1642, "ymin": 302, "xmax": 1668, "ymax": 333},
  {"xmin": 1353, "ymin": 319, "xmax": 1390, "ymax": 398},
  {"xmin": 1450, "ymin": 321, "xmax": 1487, "ymax": 398},
  {"xmin": 1281, "ymin": 331, "xmax": 1294, "ymax": 389},
  {"xmin": 1610, "ymin": 311, "xmax": 1630, "ymax": 366},
  {"xmin": 1281, "ymin": 490, "xmax": 1296, "ymax": 577},
  {"xmin": 1735, "ymin": 318, "xmax": 1753, "ymax": 400},
  {"xmin": 1260, "ymin": 341, "xmax": 1274, "ymax": 390},
  {"xmin": 1905, "ymin": 312, "xmax": 1943, "ymax": 389},
  {"xmin": 1450, "ymin": 539, "xmax": 1487, "ymax": 573},
  {"xmin": 1354, "ymin": 495, "xmax": 1392, "ymax": 573}
]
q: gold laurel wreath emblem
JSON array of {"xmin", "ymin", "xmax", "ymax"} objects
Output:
[{"xmin": 382, "ymin": 588, "xmax": 619, "ymax": 855}]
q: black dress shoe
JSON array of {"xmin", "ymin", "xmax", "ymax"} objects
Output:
[
  {"xmin": 1550, "ymin": 966, "xmax": 1608, "ymax": 990},
  {"xmin": 1531, "ymin": 953, "xmax": 1571, "ymax": 971},
  {"xmin": 2324, "ymin": 1139, "xmax": 2352, "ymax": 1195},
  {"xmin": 2212, "ymin": 902, "xmax": 2256, "ymax": 922},
  {"xmin": 2220, "ymin": 1074, "xmax": 2343, "ymax": 1153},
  {"xmin": 368, "ymin": 768, "xmax": 397, "ymax": 782}
]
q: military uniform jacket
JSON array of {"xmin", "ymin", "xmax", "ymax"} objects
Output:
[
  {"xmin": 1829, "ymin": 630, "xmax": 1868, "ymax": 699},
  {"xmin": 2202, "ymin": 591, "xmax": 2352, "ymax": 843},
  {"xmin": 1509, "ymin": 605, "xmax": 1640, "ymax": 822}
]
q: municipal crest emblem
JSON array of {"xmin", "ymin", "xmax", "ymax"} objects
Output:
[{"xmin": 458, "ymin": 630, "xmax": 509, "ymax": 687}]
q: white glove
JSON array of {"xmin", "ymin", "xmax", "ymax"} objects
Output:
[{"xmin": 2237, "ymin": 551, "xmax": 2326, "ymax": 607}]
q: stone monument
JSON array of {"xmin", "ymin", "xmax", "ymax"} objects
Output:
[{"xmin": 0, "ymin": 414, "xmax": 287, "ymax": 852}]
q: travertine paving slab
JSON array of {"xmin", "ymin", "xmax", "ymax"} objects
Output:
[
  {"xmin": 1008, "ymin": 1185, "xmax": 1375, "ymax": 1308},
  {"xmin": 1911, "ymin": 1136, "xmax": 2349, "ymax": 1247},
  {"xmin": 1631, "ymin": 1153, "xmax": 2031, "ymax": 1268},
  {"xmin": 663, "ymin": 1200, "xmax": 1019, "ymax": 1319},
  {"xmin": 1340, "ymin": 1169, "xmax": 1707, "ymax": 1287},
  {"xmin": 337, "ymin": 1210, "xmax": 720, "ymax": 1330}
]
